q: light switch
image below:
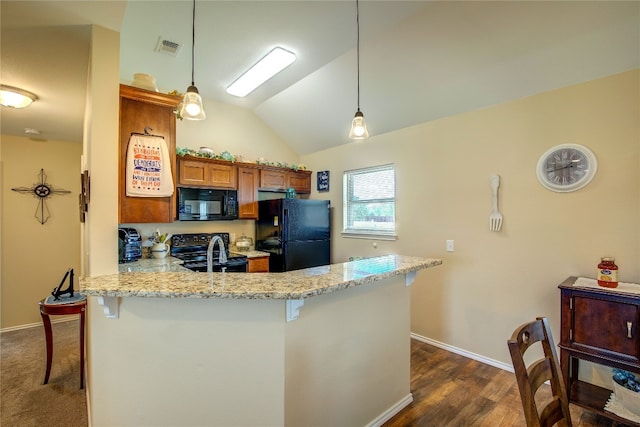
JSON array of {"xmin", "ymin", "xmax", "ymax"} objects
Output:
[{"xmin": 446, "ymin": 240, "xmax": 454, "ymax": 252}]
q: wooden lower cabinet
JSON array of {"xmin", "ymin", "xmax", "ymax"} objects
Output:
[
  {"xmin": 248, "ymin": 256, "xmax": 269, "ymax": 273},
  {"xmin": 558, "ymin": 277, "xmax": 640, "ymax": 426},
  {"xmin": 237, "ymin": 167, "xmax": 259, "ymax": 219}
]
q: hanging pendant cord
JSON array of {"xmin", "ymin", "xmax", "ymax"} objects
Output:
[
  {"xmin": 356, "ymin": 0, "xmax": 361, "ymax": 112},
  {"xmin": 190, "ymin": 0, "xmax": 196, "ymax": 86}
]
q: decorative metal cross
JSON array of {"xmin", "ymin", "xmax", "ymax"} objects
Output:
[{"xmin": 11, "ymin": 169, "xmax": 71, "ymax": 224}]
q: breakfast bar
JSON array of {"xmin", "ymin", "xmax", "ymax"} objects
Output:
[{"xmin": 81, "ymin": 255, "xmax": 441, "ymax": 427}]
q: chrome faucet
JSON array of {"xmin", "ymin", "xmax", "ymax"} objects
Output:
[{"xmin": 207, "ymin": 235, "xmax": 227, "ymax": 272}]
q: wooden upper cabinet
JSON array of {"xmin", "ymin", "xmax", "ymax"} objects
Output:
[
  {"xmin": 178, "ymin": 158, "xmax": 237, "ymax": 189},
  {"xmin": 176, "ymin": 156, "xmax": 312, "ymax": 198},
  {"xmin": 288, "ymin": 171, "xmax": 311, "ymax": 194},
  {"xmin": 237, "ymin": 166, "xmax": 259, "ymax": 219},
  {"xmin": 259, "ymin": 167, "xmax": 311, "ymax": 194},
  {"xmin": 118, "ymin": 85, "xmax": 182, "ymax": 224},
  {"xmin": 259, "ymin": 169, "xmax": 287, "ymax": 191}
]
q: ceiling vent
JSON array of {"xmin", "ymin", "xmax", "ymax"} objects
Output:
[{"xmin": 155, "ymin": 37, "xmax": 182, "ymax": 57}]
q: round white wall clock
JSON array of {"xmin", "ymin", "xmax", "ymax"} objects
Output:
[{"xmin": 536, "ymin": 143, "xmax": 597, "ymax": 192}]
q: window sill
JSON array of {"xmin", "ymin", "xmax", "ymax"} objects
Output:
[{"xmin": 341, "ymin": 231, "xmax": 397, "ymax": 241}]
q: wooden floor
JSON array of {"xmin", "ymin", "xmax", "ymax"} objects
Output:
[{"xmin": 383, "ymin": 339, "xmax": 627, "ymax": 427}]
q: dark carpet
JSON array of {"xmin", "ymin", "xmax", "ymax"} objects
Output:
[{"xmin": 1, "ymin": 320, "xmax": 88, "ymax": 427}]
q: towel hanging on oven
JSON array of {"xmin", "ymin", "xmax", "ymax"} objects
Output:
[{"xmin": 126, "ymin": 133, "xmax": 174, "ymax": 197}]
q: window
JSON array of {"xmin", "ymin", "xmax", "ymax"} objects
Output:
[{"xmin": 343, "ymin": 164, "xmax": 396, "ymax": 239}]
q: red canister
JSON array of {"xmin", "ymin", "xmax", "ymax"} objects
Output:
[{"xmin": 597, "ymin": 257, "xmax": 618, "ymax": 288}]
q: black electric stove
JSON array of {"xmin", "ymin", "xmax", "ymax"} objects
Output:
[{"xmin": 170, "ymin": 233, "xmax": 247, "ymax": 272}]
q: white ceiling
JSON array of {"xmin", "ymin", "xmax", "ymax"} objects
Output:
[{"xmin": 2, "ymin": 1, "xmax": 639, "ymax": 155}]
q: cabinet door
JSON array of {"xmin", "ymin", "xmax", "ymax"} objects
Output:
[
  {"xmin": 260, "ymin": 169, "xmax": 287, "ymax": 191},
  {"xmin": 573, "ymin": 296, "xmax": 640, "ymax": 363},
  {"xmin": 119, "ymin": 86, "xmax": 181, "ymax": 223},
  {"xmin": 179, "ymin": 160, "xmax": 208, "ymax": 186},
  {"xmin": 248, "ymin": 256, "xmax": 269, "ymax": 273},
  {"xmin": 208, "ymin": 163, "xmax": 237, "ymax": 189},
  {"xmin": 288, "ymin": 171, "xmax": 311, "ymax": 194},
  {"xmin": 238, "ymin": 167, "xmax": 259, "ymax": 219},
  {"xmin": 178, "ymin": 159, "xmax": 237, "ymax": 189}
]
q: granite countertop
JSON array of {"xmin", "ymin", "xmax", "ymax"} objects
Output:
[
  {"xmin": 118, "ymin": 257, "xmax": 188, "ymax": 273},
  {"xmin": 82, "ymin": 255, "xmax": 442, "ymax": 300},
  {"xmin": 229, "ymin": 247, "xmax": 270, "ymax": 258}
]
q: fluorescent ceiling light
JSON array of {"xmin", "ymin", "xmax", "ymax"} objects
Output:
[
  {"xmin": 0, "ymin": 84, "xmax": 38, "ymax": 108},
  {"xmin": 226, "ymin": 47, "xmax": 296, "ymax": 98}
]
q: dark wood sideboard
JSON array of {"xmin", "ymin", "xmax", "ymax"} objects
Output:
[{"xmin": 558, "ymin": 276, "xmax": 640, "ymax": 426}]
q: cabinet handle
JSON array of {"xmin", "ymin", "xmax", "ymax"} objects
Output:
[{"xmin": 628, "ymin": 321, "xmax": 633, "ymax": 339}]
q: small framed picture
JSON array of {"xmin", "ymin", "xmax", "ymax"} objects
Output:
[{"xmin": 317, "ymin": 170, "xmax": 329, "ymax": 192}]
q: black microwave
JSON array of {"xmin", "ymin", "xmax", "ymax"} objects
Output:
[{"xmin": 177, "ymin": 187, "xmax": 238, "ymax": 221}]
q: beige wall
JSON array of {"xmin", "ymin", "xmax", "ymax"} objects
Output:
[
  {"xmin": 301, "ymin": 69, "xmax": 640, "ymax": 366},
  {"xmin": 176, "ymin": 97, "xmax": 299, "ymax": 166},
  {"xmin": 0, "ymin": 136, "xmax": 82, "ymax": 328},
  {"xmin": 83, "ymin": 25, "xmax": 120, "ymax": 278}
]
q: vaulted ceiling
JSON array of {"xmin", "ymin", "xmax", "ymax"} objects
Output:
[{"xmin": 2, "ymin": 1, "xmax": 639, "ymax": 155}]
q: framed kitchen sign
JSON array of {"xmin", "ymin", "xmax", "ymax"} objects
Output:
[{"xmin": 317, "ymin": 170, "xmax": 329, "ymax": 192}]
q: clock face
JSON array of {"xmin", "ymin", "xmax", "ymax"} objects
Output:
[{"xmin": 536, "ymin": 144, "xmax": 597, "ymax": 192}]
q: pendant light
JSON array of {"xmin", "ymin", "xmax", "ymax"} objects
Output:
[
  {"xmin": 349, "ymin": 0, "xmax": 369, "ymax": 140},
  {"xmin": 180, "ymin": 0, "xmax": 206, "ymax": 120}
]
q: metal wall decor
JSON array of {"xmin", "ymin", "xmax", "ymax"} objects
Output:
[
  {"xmin": 79, "ymin": 170, "xmax": 90, "ymax": 222},
  {"xmin": 11, "ymin": 169, "xmax": 71, "ymax": 224}
]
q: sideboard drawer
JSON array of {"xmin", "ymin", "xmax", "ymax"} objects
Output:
[{"xmin": 573, "ymin": 296, "xmax": 640, "ymax": 361}]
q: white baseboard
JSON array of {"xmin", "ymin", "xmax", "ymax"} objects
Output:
[
  {"xmin": 410, "ymin": 332, "xmax": 514, "ymax": 373},
  {"xmin": 366, "ymin": 393, "xmax": 414, "ymax": 427},
  {"xmin": 1, "ymin": 315, "xmax": 79, "ymax": 334}
]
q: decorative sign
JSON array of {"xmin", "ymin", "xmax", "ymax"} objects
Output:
[
  {"xmin": 317, "ymin": 170, "xmax": 330, "ymax": 192},
  {"xmin": 11, "ymin": 169, "xmax": 71, "ymax": 224}
]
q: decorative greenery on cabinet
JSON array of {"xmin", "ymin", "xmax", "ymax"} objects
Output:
[{"xmin": 176, "ymin": 147, "xmax": 307, "ymax": 172}]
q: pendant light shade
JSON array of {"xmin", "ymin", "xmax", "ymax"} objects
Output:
[
  {"xmin": 181, "ymin": 85, "xmax": 205, "ymax": 120},
  {"xmin": 180, "ymin": 0, "xmax": 206, "ymax": 120},
  {"xmin": 349, "ymin": 0, "xmax": 368, "ymax": 140},
  {"xmin": 349, "ymin": 110, "xmax": 369, "ymax": 139}
]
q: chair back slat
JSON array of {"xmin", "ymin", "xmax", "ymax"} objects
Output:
[{"xmin": 507, "ymin": 317, "xmax": 572, "ymax": 427}]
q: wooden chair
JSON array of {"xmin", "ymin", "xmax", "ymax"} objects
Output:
[{"xmin": 508, "ymin": 317, "xmax": 572, "ymax": 427}]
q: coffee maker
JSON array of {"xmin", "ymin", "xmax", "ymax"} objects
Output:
[{"xmin": 118, "ymin": 227, "xmax": 142, "ymax": 263}]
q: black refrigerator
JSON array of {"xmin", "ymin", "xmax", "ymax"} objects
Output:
[{"xmin": 255, "ymin": 199, "xmax": 330, "ymax": 272}]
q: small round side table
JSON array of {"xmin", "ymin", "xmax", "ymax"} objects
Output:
[{"xmin": 38, "ymin": 298, "xmax": 87, "ymax": 389}]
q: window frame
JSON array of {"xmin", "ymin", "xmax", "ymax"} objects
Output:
[{"xmin": 342, "ymin": 164, "xmax": 397, "ymax": 240}]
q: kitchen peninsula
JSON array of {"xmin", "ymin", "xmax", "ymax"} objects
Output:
[{"xmin": 81, "ymin": 255, "xmax": 442, "ymax": 427}]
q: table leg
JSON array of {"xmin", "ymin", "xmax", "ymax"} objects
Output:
[
  {"xmin": 80, "ymin": 305, "xmax": 85, "ymax": 389},
  {"xmin": 40, "ymin": 310, "xmax": 53, "ymax": 385}
]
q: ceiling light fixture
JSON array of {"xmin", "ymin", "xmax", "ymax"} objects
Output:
[
  {"xmin": 348, "ymin": 0, "xmax": 369, "ymax": 140},
  {"xmin": 0, "ymin": 84, "xmax": 38, "ymax": 108},
  {"xmin": 179, "ymin": 0, "xmax": 206, "ymax": 120},
  {"xmin": 226, "ymin": 47, "xmax": 296, "ymax": 98}
]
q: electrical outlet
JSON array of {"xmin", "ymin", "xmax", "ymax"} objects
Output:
[
  {"xmin": 230, "ymin": 232, "xmax": 236, "ymax": 243},
  {"xmin": 446, "ymin": 240, "xmax": 454, "ymax": 252}
]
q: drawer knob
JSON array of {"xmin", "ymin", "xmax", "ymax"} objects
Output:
[{"xmin": 627, "ymin": 321, "xmax": 633, "ymax": 339}]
